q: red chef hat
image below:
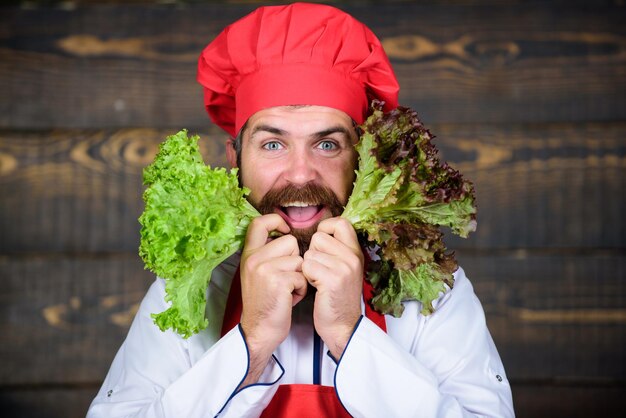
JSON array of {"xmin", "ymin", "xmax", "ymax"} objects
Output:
[{"xmin": 197, "ymin": 2, "xmax": 399, "ymax": 137}]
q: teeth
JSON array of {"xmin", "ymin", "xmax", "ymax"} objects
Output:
[{"xmin": 282, "ymin": 201, "xmax": 317, "ymax": 207}]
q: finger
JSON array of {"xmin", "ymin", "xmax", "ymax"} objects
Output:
[
  {"xmin": 258, "ymin": 234, "xmax": 301, "ymax": 258},
  {"xmin": 290, "ymin": 272, "xmax": 308, "ymax": 306},
  {"xmin": 265, "ymin": 254, "xmax": 304, "ymax": 273},
  {"xmin": 309, "ymin": 230, "xmax": 362, "ymax": 262},
  {"xmin": 316, "ymin": 217, "xmax": 359, "ymax": 250},
  {"xmin": 262, "ymin": 271, "xmax": 307, "ymax": 305},
  {"xmin": 303, "ymin": 250, "xmax": 361, "ymax": 283},
  {"xmin": 245, "ymin": 214, "xmax": 291, "ymax": 251},
  {"xmin": 301, "ymin": 257, "xmax": 333, "ymax": 287},
  {"xmin": 303, "ymin": 248, "xmax": 338, "ymax": 270}
]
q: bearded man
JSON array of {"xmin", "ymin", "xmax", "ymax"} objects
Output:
[{"xmin": 88, "ymin": 3, "xmax": 514, "ymax": 417}]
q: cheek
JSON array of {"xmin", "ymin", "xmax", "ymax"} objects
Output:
[
  {"xmin": 340, "ymin": 168, "xmax": 357, "ymax": 201},
  {"xmin": 325, "ymin": 161, "xmax": 357, "ymax": 204},
  {"xmin": 240, "ymin": 160, "xmax": 278, "ymax": 205}
]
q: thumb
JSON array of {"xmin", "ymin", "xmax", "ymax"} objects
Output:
[{"xmin": 291, "ymin": 273, "xmax": 308, "ymax": 306}]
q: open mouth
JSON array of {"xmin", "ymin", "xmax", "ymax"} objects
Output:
[{"xmin": 276, "ymin": 201, "xmax": 325, "ymax": 228}]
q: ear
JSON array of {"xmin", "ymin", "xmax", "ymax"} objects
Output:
[{"xmin": 225, "ymin": 137, "xmax": 237, "ymax": 168}]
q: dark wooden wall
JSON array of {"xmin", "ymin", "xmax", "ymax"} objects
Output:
[{"xmin": 1, "ymin": 1, "xmax": 624, "ymax": 417}]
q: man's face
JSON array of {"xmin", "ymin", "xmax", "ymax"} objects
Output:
[{"xmin": 228, "ymin": 105, "xmax": 358, "ymax": 252}]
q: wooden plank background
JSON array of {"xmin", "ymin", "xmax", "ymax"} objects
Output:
[{"xmin": 0, "ymin": 1, "xmax": 624, "ymax": 417}]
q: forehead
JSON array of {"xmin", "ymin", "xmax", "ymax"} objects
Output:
[{"xmin": 244, "ymin": 105, "xmax": 355, "ymax": 137}]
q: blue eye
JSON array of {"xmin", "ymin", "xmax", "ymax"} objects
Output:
[
  {"xmin": 318, "ymin": 140, "xmax": 337, "ymax": 151},
  {"xmin": 263, "ymin": 141, "xmax": 282, "ymax": 150}
]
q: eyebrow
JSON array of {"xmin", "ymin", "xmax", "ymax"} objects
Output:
[
  {"xmin": 312, "ymin": 126, "xmax": 354, "ymax": 141},
  {"xmin": 249, "ymin": 124, "xmax": 354, "ymax": 141},
  {"xmin": 249, "ymin": 124, "xmax": 287, "ymax": 137}
]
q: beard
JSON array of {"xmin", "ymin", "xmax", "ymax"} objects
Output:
[{"xmin": 255, "ymin": 183, "xmax": 345, "ymax": 255}]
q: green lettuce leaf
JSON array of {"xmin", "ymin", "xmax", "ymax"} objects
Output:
[
  {"xmin": 342, "ymin": 101, "xmax": 476, "ymax": 316},
  {"xmin": 139, "ymin": 130, "xmax": 259, "ymax": 338},
  {"xmin": 140, "ymin": 101, "xmax": 477, "ymax": 338}
]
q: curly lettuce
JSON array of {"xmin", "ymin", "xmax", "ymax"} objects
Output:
[
  {"xmin": 140, "ymin": 102, "xmax": 476, "ymax": 338},
  {"xmin": 342, "ymin": 101, "xmax": 476, "ymax": 316},
  {"xmin": 139, "ymin": 130, "xmax": 259, "ymax": 338}
]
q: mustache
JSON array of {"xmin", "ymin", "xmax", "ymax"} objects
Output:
[
  {"xmin": 256, "ymin": 183, "xmax": 344, "ymax": 217},
  {"xmin": 256, "ymin": 183, "xmax": 344, "ymax": 256}
]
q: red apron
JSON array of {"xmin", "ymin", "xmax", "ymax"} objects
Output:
[{"xmin": 220, "ymin": 264, "xmax": 386, "ymax": 417}]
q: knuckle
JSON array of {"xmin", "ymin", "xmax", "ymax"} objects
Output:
[
  {"xmin": 310, "ymin": 231, "xmax": 324, "ymax": 244},
  {"xmin": 256, "ymin": 261, "xmax": 270, "ymax": 277},
  {"xmin": 245, "ymin": 251, "xmax": 262, "ymax": 269},
  {"xmin": 246, "ymin": 218, "xmax": 265, "ymax": 238},
  {"xmin": 249, "ymin": 216, "xmax": 264, "ymax": 229},
  {"xmin": 265, "ymin": 276, "xmax": 280, "ymax": 292},
  {"xmin": 248, "ymin": 215, "xmax": 268, "ymax": 231},
  {"xmin": 348, "ymin": 261, "xmax": 362, "ymax": 277},
  {"xmin": 337, "ymin": 217, "xmax": 351, "ymax": 229},
  {"xmin": 339, "ymin": 263, "xmax": 352, "ymax": 278},
  {"xmin": 279, "ymin": 234, "xmax": 299, "ymax": 251},
  {"xmin": 338, "ymin": 256, "xmax": 361, "ymax": 279},
  {"xmin": 350, "ymin": 252, "xmax": 363, "ymax": 269},
  {"xmin": 285, "ymin": 234, "xmax": 298, "ymax": 247}
]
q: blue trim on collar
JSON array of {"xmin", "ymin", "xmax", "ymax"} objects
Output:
[
  {"xmin": 331, "ymin": 315, "xmax": 364, "ymax": 417},
  {"xmin": 215, "ymin": 324, "xmax": 285, "ymax": 417}
]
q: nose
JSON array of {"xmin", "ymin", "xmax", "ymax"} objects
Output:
[{"xmin": 284, "ymin": 149, "xmax": 318, "ymax": 186}]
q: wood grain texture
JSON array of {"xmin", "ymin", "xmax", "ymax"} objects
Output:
[
  {"xmin": 1, "ymin": 122, "xmax": 623, "ymax": 252},
  {"xmin": 0, "ymin": 254, "xmax": 151, "ymax": 385},
  {"xmin": 0, "ymin": 127, "xmax": 227, "ymax": 253},
  {"xmin": 438, "ymin": 122, "xmax": 626, "ymax": 249},
  {"xmin": 0, "ymin": 2, "xmax": 624, "ymax": 128},
  {"xmin": 457, "ymin": 251, "xmax": 626, "ymax": 381},
  {"xmin": 0, "ymin": 384, "xmax": 624, "ymax": 418},
  {"xmin": 0, "ymin": 252, "xmax": 623, "ymax": 385},
  {"xmin": 0, "ymin": 386, "xmax": 97, "ymax": 418},
  {"xmin": 0, "ymin": 1, "xmax": 624, "ymax": 415},
  {"xmin": 510, "ymin": 385, "xmax": 625, "ymax": 418}
]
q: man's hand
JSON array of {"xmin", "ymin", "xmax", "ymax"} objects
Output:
[
  {"xmin": 302, "ymin": 217, "xmax": 363, "ymax": 360},
  {"xmin": 239, "ymin": 214, "xmax": 307, "ymax": 386}
]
